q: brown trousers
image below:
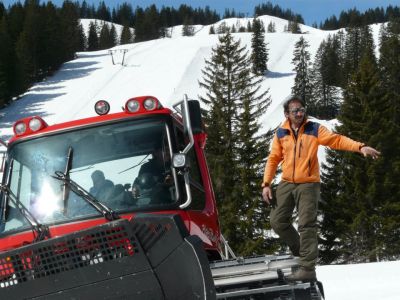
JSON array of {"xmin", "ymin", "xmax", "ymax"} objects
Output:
[{"xmin": 270, "ymin": 181, "xmax": 320, "ymax": 269}]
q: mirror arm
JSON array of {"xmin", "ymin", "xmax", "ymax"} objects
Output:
[{"xmin": 176, "ymin": 94, "xmax": 194, "ymax": 209}]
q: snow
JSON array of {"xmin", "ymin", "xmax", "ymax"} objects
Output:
[
  {"xmin": 317, "ymin": 260, "xmax": 400, "ymax": 300},
  {"xmin": 0, "ymin": 16, "xmax": 397, "ymax": 299}
]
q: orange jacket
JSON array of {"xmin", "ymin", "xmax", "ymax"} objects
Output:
[{"xmin": 262, "ymin": 119, "xmax": 364, "ymax": 186}]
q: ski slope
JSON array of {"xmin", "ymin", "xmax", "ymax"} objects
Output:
[
  {"xmin": 0, "ymin": 15, "xmax": 364, "ymax": 139},
  {"xmin": 0, "ymin": 15, "xmax": 398, "ymax": 299}
]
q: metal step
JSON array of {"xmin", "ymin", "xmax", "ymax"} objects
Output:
[
  {"xmin": 211, "ymin": 255, "xmax": 298, "ymax": 284},
  {"xmin": 210, "ymin": 255, "xmax": 324, "ymax": 299}
]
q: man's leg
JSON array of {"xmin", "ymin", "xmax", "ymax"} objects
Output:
[
  {"xmin": 270, "ymin": 181, "xmax": 299, "ymax": 256},
  {"xmin": 294, "ymin": 182, "xmax": 319, "ymax": 269}
]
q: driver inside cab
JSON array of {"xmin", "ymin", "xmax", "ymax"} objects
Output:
[{"xmin": 132, "ymin": 148, "xmax": 173, "ymax": 205}]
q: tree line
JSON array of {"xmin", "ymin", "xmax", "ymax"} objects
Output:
[
  {"xmin": 285, "ymin": 19, "xmax": 400, "ymax": 262},
  {"xmin": 0, "ymin": 0, "xmax": 84, "ymax": 108},
  {"xmin": 319, "ymin": 6, "xmax": 400, "ymax": 30},
  {"xmin": 199, "ymin": 16, "xmax": 400, "ymax": 262}
]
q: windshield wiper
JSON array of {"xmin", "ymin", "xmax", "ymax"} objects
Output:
[
  {"xmin": 62, "ymin": 146, "xmax": 73, "ymax": 214},
  {"xmin": 0, "ymin": 159, "xmax": 50, "ymax": 242},
  {"xmin": 52, "ymin": 171, "xmax": 119, "ymax": 221}
]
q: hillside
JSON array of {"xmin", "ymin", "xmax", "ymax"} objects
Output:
[{"xmin": 0, "ymin": 15, "xmax": 382, "ymax": 142}]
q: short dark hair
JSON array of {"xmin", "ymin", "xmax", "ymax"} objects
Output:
[{"xmin": 283, "ymin": 95, "xmax": 306, "ymax": 113}]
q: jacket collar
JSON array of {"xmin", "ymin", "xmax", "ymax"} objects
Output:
[{"xmin": 282, "ymin": 117, "xmax": 309, "ymax": 131}]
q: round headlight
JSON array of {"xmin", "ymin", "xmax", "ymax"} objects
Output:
[
  {"xmin": 14, "ymin": 122, "xmax": 27, "ymax": 136},
  {"xmin": 29, "ymin": 118, "xmax": 42, "ymax": 132},
  {"xmin": 126, "ymin": 100, "xmax": 140, "ymax": 113},
  {"xmin": 94, "ymin": 100, "xmax": 110, "ymax": 115},
  {"xmin": 143, "ymin": 98, "xmax": 157, "ymax": 111}
]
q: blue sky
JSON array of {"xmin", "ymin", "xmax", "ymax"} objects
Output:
[{"xmin": 1, "ymin": 0, "xmax": 399, "ymax": 25}]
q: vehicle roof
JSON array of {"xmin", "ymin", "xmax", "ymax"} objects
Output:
[{"xmin": 8, "ymin": 108, "xmax": 175, "ymax": 145}]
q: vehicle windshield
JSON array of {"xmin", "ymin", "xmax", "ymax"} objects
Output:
[{"xmin": 0, "ymin": 117, "xmax": 179, "ymax": 235}]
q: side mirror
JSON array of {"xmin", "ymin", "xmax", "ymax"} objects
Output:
[{"xmin": 186, "ymin": 100, "xmax": 204, "ymax": 135}]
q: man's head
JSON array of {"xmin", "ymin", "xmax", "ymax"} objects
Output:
[
  {"xmin": 283, "ymin": 95, "xmax": 306, "ymax": 129},
  {"xmin": 91, "ymin": 170, "xmax": 105, "ymax": 188}
]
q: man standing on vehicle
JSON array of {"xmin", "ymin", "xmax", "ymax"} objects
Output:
[{"xmin": 261, "ymin": 95, "xmax": 380, "ymax": 282}]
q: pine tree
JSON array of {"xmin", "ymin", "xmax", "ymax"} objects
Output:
[
  {"xmin": 291, "ymin": 36, "xmax": 312, "ymax": 105},
  {"xmin": 209, "ymin": 25, "xmax": 215, "ymax": 34},
  {"xmin": 77, "ymin": 23, "xmax": 86, "ymax": 51},
  {"xmin": 99, "ymin": 22, "xmax": 112, "ymax": 49},
  {"xmin": 288, "ymin": 18, "xmax": 301, "ymax": 34},
  {"xmin": 87, "ymin": 21, "xmax": 99, "ymax": 51},
  {"xmin": 109, "ymin": 24, "xmax": 117, "ymax": 46},
  {"xmin": 267, "ymin": 21, "xmax": 276, "ymax": 33},
  {"xmin": 320, "ymin": 50, "xmax": 395, "ymax": 262},
  {"xmin": 377, "ymin": 20, "xmax": 400, "ymax": 258},
  {"xmin": 120, "ymin": 23, "xmax": 132, "ymax": 45},
  {"xmin": 199, "ymin": 32, "xmax": 273, "ymax": 255},
  {"xmin": 0, "ymin": 16, "xmax": 13, "ymax": 106},
  {"xmin": 251, "ymin": 18, "xmax": 268, "ymax": 75},
  {"xmin": 41, "ymin": 2, "xmax": 64, "ymax": 71},
  {"xmin": 342, "ymin": 25, "xmax": 374, "ymax": 85},
  {"xmin": 16, "ymin": 0, "xmax": 42, "ymax": 89},
  {"xmin": 59, "ymin": 0, "xmax": 81, "ymax": 61},
  {"xmin": 217, "ymin": 21, "xmax": 228, "ymax": 34},
  {"xmin": 308, "ymin": 35, "xmax": 341, "ymax": 119},
  {"xmin": 246, "ymin": 20, "xmax": 252, "ymax": 32},
  {"xmin": 182, "ymin": 17, "xmax": 195, "ymax": 36}
]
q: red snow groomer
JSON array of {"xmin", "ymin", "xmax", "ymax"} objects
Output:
[{"xmin": 0, "ymin": 96, "xmax": 324, "ymax": 299}]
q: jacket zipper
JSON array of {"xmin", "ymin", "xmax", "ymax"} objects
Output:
[
  {"xmin": 308, "ymin": 159, "xmax": 311, "ymax": 176},
  {"xmin": 299, "ymin": 140, "xmax": 303, "ymax": 158},
  {"xmin": 292, "ymin": 135, "xmax": 297, "ymax": 183}
]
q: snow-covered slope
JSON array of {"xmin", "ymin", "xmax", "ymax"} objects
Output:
[{"xmin": 0, "ymin": 16, "xmax": 383, "ymax": 140}]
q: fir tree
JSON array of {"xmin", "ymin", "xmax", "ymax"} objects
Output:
[
  {"xmin": 109, "ymin": 24, "xmax": 117, "ymax": 46},
  {"xmin": 267, "ymin": 21, "xmax": 276, "ymax": 33},
  {"xmin": 291, "ymin": 36, "xmax": 312, "ymax": 106},
  {"xmin": 377, "ymin": 20, "xmax": 400, "ymax": 258},
  {"xmin": 15, "ymin": 0, "xmax": 42, "ymax": 89},
  {"xmin": 87, "ymin": 21, "xmax": 99, "ymax": 51},
  {"xmin": 342, "ymin": 25, "xmax": 374, "ymax": 85},
  {"xmin": 120, "ymin": 23, "xmax": 132, "ymax": 45},
  {"xmin": 309, "ymin": 36, "xmax": 341, "ymax": 119},
  {"xmin": 251, "ymin": 18, "xmax": 268, "ymax": 75},
  {"xmin": 288, "ymin": 18, "xmax": 301, "ymax": 34},
  {"xmin": 77, "ymin": 23, "xmax": 86, "ymax": 51},
  {"xmin": 209, "ymin": 25, "xmax": 215, "ymax": 34},
  {"xmin": 320, "ymin": 52, "xmax": 395, "ymax": 262},
  {"xmin": 99, "ymin": 23, "xmax": 112, "ymax": 49},
  {"xmin": 182, "ymin": 17, "xmax": 195, "ymax": 36},
  {"xmin": 246, "ymin": 21, "xmax": 252, "ymax": 32},
  {"xmin": 199, "ymin": 32, "xmax": 273, "ymax": 255},
  {"xmin": 41, "ymin": 2, "xmax": 63, "ymax": 71},
  {"xmin": 59, "ymin": 1, "xmax": 81, "ymax": 61},
  {"xmin": 0, "ymin": 16, "xmax": 13, "ymax": 106},
  {"xmin": 217, "ymin": 21, "xmax": 228, "ymax": 34}
]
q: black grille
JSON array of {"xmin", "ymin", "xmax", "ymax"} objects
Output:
[{"xmin": 0, "ymin": 220, "xmax": 138, "ymax": 289}]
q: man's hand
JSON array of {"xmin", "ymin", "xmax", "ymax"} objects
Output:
[
  {"xmin": 360, "ymin": 146, "xmax": 381, "ymax": 160},
  {"xmin": 262, "ymin": 186, "xmax": 273, "ymax": 205}
]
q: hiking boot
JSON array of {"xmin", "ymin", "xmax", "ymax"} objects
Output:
[{"xmin": 286, "ymin": 267, "xmax": 316, "ymax": 282}]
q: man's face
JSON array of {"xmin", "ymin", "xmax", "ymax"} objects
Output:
[{"xmin": 285, "ymin": 100, "xmax": 306, "ymax": 128}]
